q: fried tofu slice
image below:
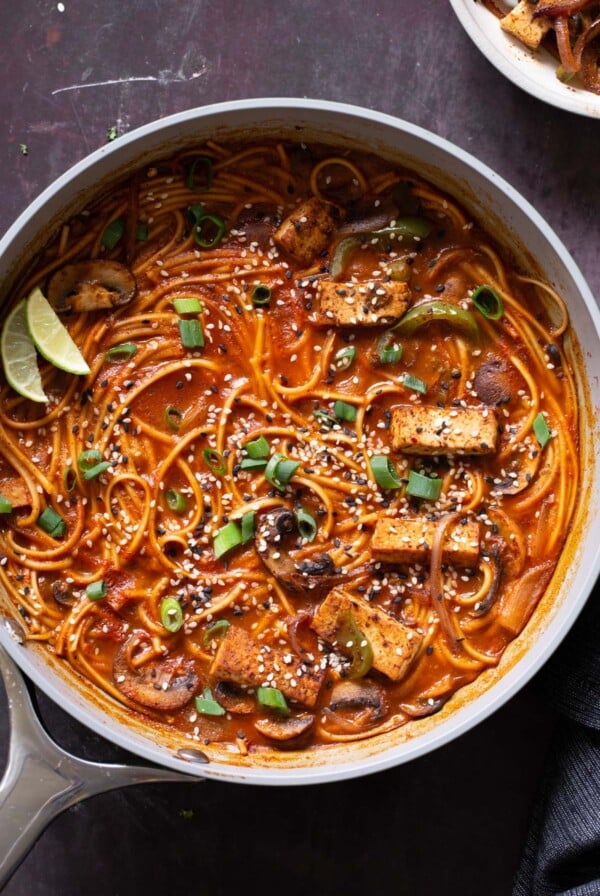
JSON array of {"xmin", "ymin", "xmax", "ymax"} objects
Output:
[
  {"xmin": 274, "ymin": 197, "xmax": 343, "ymax": 266},
  {"xmin": 0, "ymin": 478, "xmax": 31, "ymax": 509},
  {"xmin": 371, "ymin": 517, "xmax": 480, "ymax": 567},
  {"xmin": 210, "ymin": 624, "xmax": 325, "ymax": 709},
  {"xmin": 311, "ymin": 589, "xmax": 422, "ymax": 682},
  {"xmin": 315, "ymin": 279, "xmax": 411, "ymax": 326},
  {"xmin": 391, "ymin": 405, "xmax": 498, "ymax": 455},
  {"xmin": 500, "ymin": 0, "xmax": 552, "ymax": 49}
]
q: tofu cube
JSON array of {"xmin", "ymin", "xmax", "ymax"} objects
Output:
[
  {"xmin": 274, "ymin": 198, "xmax": 343, "ymax": 266},
  {"xmin": 0, "ymin": 478, "xmax": 30, "ymax": 509},
  {"xmin": 501, "ymin": 0, "xmax": 551, "ymax": 49},
  {"xmin": 316, "ymin": 279, "xmax": 411, "ymax": 326},
  {"xmin": 371, "ymin": 517, "xmax": 480, "ymax": 567},
  {"xmin": 391, "ymin": 405, "xmax": 498, "ymax": 455},
  {"xmin": 210, "ymin": 624, "xmax": 325, "ymax": 708},
  {"xmin": 311, "ymin": 589, "xmax": 422, "ymax": 682}
]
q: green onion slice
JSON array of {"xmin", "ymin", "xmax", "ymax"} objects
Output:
[
  {"xmin": 136, "ymin": 223, "xmax": 149, "ymax": 242},
  {"xmin": 165, "ymin": 488, "xmax": 187, "ymax": 513},
  {"xmin": 62, "ymin": 467, "xmax": 77, "ymax": 493},
  {"xmin": 187, "ymin": 203, "xmax": 205, "ymax": 228},
  {"xmin": 337, "ymin": 611, "xmax": 373, "ymax": 679},
  {"xmin": 213, "ymin": 521, "xmax": 242, "ymax": 559},
  {"xmin": 334, "ymin": 400, "xmax": 357, "ymax": 422},
  {"xmin": 105, "ymin": 343, "xmax": 137, "ymax": 362},
  {"xmin": 244, "ymin": 435, "xmax": 270, "ymax": 459},
  {"xmin": 0, "ymin": 496, "xmax": 12, "ymax": 513},
  {"xmin": 173, "ymin": 297, "xmax": 202, "ymax": 315},
  {"xmin": 264, "ymin": 453, "xmax": 300, "ymax": 492},
  {"xmin": 402, "ymin": 373, "xmax": 428, "ymax": 395},
  {"xmin": 256, "ymin": 686, "xmax": 290, "ymax": 716},
  {"xmin": 101, "ymin": 218, "xmax": 124, "ymax": 250},
  {"xmin": 333, "ymin": 345, "xmax": 356, "ymax": 370},
  {"xmin": 78, "ymin": 450, "xmax": 111, "ymax": 480},
  {"xmin": 241, "ymin": 510, "xmax": 256, "ymax": 544},
  {"xmin": 160, "ymin": 597, "xmax": 184, "ymax": 633},
  {"xmin": 201, "ymin": 619, "xmax": 230, "ymax": 646},
  {"xmin": 533, "ymin": 413, "xmax": 551, "ymax": 448},
  {"xmin": 178, "ymin": 318, "xmax": 204, "ymax": 349},
  {"xmin": 195, "ymin": 687, "xmax": 226, "ymax": 717},
  {"xmin": 193, "ymin": 213, "xmax": 226, "ymax": 249},
  {"xmin": 203, "ymin": 448, "xmax": 226, "ymax": 475},
  {"xmin": 251, "ymin": 284, "xmax": 272, "ymax": 306},
  {"xmin": 377, "ymin": 332, "xmax": 403, "ymax": 364},
  {"xmin": 406, "ymin": 470, "xmax": 442, "ymax": 501},
  {"xmin": 296, "ymin": 507, "xmax": 317, "ymax": 542},
  {"xmin": 313, "ymin": 409, "xmax": 337, "ymax": 429},
  {"xmin": 393, "ymin": 300, "xmax": 478, "ymax": 339},
  {"xmin": 370, "ymin": 455, "xmax": 402, "ymax": 490},
  {"xmin": 38, "ymin": 507, "xmax": 66, "ymax": 538},
  {"xmin": 240, "ymin": 457, "xmax": 268, "ymax": 471},
  {"xmin": 86, "ymin": 580, "xmax": 107, "ymax": 601},
  {"xmin": 83, "ymin": 462, "xmax": 111, "ymax": 481},
  {"xmin": 472, "ymin": 285, "xmax": 504, "ymax": 320},
  {"xmin": 165, "ymin": 406, "xmax": 183, "ymax": 431},
  {"xmin": 185, "ymin": 156, "xmax": 213, "ymax": 192}
]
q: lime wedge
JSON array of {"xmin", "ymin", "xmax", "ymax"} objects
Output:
[
  {"xmin": 26, "ymin": 287, "xmax": 90, "ymax": 376},
  {"xmin": 0, "ymin": 299, "xmax": 48, "ymax": 403}
]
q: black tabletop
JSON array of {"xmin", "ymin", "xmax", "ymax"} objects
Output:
[{"xmin": 0, "ymin": 3, "xmax": 597, "ymax": 894}]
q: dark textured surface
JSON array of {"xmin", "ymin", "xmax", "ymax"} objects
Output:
[{"xmin": 0, "ymin": 2, "xmax": 597, "ymax": 894}]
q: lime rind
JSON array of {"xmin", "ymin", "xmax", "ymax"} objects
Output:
[
  {"xmin": 0, "ymin": 299, "xmax": 48, "ymax": 403},
  {"xmin": 25, "ymin": 287, "xmax": 90, "ymax": 376}
]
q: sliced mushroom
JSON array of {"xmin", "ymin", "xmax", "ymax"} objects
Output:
[
  {"xmin": 399, "ymin": 696, "xmax": 448, "ymax": 719},
  {"xmin": 52, "ymin": 580, "xmax": 75, "ymax": 607},
  {"xmin": 213, "ymin": 680, "xmax": 255, "ymax": 714},
  {"xmin": 324, "ymin": 679, "xmax": 388, "ymax": 732},
  {"xmin": 254, "ymin": 712, "xmax": 315, "ymax": 742},
  {"xmin": 493, "ymin": 448, "xmax": 542, "ymax": 495},
  {"xmin": 47, "ymin": 260, "xmax": 136, "ymax": 313},
  {"xmin": 113, "ymin": 633, "xmax": 198, "ymax": 711},
  {"xmin": 472, "ymin": 357, "xmax": 523, "ymax": 407}
]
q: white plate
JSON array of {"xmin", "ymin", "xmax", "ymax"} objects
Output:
[{"xmin": 449, "ymin": 0, "xmax": 600, "ymax": 118}]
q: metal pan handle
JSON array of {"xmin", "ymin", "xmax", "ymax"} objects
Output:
[{"xmin": 0, "ymin": 647, "xmax": 201, "ymax": 889}]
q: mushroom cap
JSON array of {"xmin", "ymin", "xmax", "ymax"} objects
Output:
[
  {"xmin": 113, "ymin": 633, "xmax": 198, "ymax": 711},
  {"xmin": 254, "ymin": 712, "xmax": 315, "ymax": 742},
  {"xmin": 213, "ymin": 680, "xmax": 255, "ymax": 714},
  {"xmin": 47, "ymin": 260, "xmax": 136, "ymax": 313}
]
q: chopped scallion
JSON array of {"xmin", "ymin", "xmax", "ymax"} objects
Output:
[
  {"xmin": 406, "ymin": 470, "xmax": 442, "ymax": 501},
  {"xmin": 192, "ymin": 213, "xmax": 226, "ymax": 249},
  {"xmin": 178, "ymin": 318, "xmax": 204, "ymax": 349},
  {"xmin": 256, "ymin": 686, "xmax": 290, "ymax": 716},
  {"xmin": 240, "ymin": 457, "xmax": 268, "ymax": 471},
  {"xmin": 251, "ymin": 284, "xmax": 272, "ymax": 306},
  {"xmin": 213, "ymin": 521, "xmax": 242, "ymax": 558},
  {"xmin": 160, "ymin": 597, "xmax": 184, "ymax": 633},
  {"xmin": 245, "ymin": 435, "xmax": 270, "ymax": 459},
  {"xmin": 101, "ymin": 218, "xmax": 124, "ymax": 250},
  {"xmin": 165, "ymin": 406, "xmax": 183, "ymax": 431},
  {"xmin": 78, "ymin": 450, "xmax": 110, "ymax": 480},
  {"xmin": 86, "ymin": 580, "xmax": 107, "ymax": 601},
  {"xmin": 264, "ymin": 453, "xmax": 300, "ymax": 491},
  {"xmin": 173, "ymin": 297, "xmax": 202, "ymax": 315},
  {"xmin": 62, "ymin": 467, "xmax": 77, "ymax": 493},
  {"xmin": 370, "ymin": 455, "xmax": 402, "ymax": 490},
  {"xmin": 333, "ymin": 345, "xmax": 356, "ymax": 370},
  {"xmin": 38, "ymin": 507, "xmax": 66, "ymax": 538},
  {"xmin": 402, "ymin": 373, "xmax": 428, "ymax": 395},
  {"xmin": 83, "ymin": 462, "xmax": 111, "ymax": 481},
  {"xmin": 185, "ymin": 156, "xmax": 213, "ymax": 192},
  {"xmin": 203, "ymin": 448, "xmax": 226, "ymax": 475},
  {"xmin": 0, "ymin": 496, "xmax": 12, "ymax": 513},
  {"xmin": 334, "ymin": 400, "xmax": 357, "ymax": 422},
  {"xmin": 297, "ymin": 507, "xmax": 317, "ymax": 542},
  {"xmin": 533, "ymin": 413, "xmax": 551, "ymax": 448},
  {"xmin": 105, "ymin": 343, "xmax": 137, "ymax": 362},
  {"xmin": 313, "ymin": 409, "xmax": 337, "ymax": 429},
  {"xmin": 241, "ymin": 510, "xmax": 256, "ymax": 544},
  {"xmin": 165, "ymin": 488, "xmax": 187, "ymax": 513},
  {"xmin": 136, "ymin": 223, "xmax": 149, "ymax": 242},
  {"xmin": 472, "ymin": 285, "xmax": 504, "ymax": 320},
  {"xmin": 201, "ymin": 619, "xmax": 230, "ymax": 646},
  {"xmin": 195, "ymin": 687, "xmax": 226, "ymax": 716},
  {"xmin": 377, "ymin": 331, "xmax": 402, "ymax": 364}
]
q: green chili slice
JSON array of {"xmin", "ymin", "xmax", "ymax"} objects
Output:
[
  {"xmin": 165, "ymin": 406, "xmax": 183, "ymax": 431},
  {"xmin": 372, "ymin": 216, "xmax": 433, "ymax": 240},
  {"xmin": 264, "ymin": 453, "xmax": 300, "ymax": 491},
  {"xmin": 105, "ymin": 343, "xmax": 137, "ymax": 362},
  {"xmin": 472, "ymin": 285, "xmax": 504, "ymax": 320},
  {"xmin": 389, "ymin": 259, "xmax": 412, "ymax": 282},
  {"xmin": 533, "ymin": 412, "xmax": 551, "ymax": 448},
  {"xmin": 371, "ymin": 455, "xmax": 402, "ymax": 490},
  {"xmin": 251, "ymin": 284, "xmax": 272, "ymax": 306},
  {"xmin": 406, "ymin": 470, "xmax": 442, "ymax": 501},
  {"xmin": 38, "ymin": 507, "xmax": 66, "ymax": 538},
  {"xmin": 256, "ymin": 686, "xmax": 290, "ymax": 716},
  {"xmin": 0, "ymin": 496, "xmax": 12, "ymax": 513},
  {"xmin": 195, "ymin": 687, "xmax": 226, "ymax": 717},
  {"xmin": 241, "ymin": 510, "xmax": 256, "ymax": 544},
  {"xmin": 178, "ymin": 318, "xmax": 204, "ymax": 349},
  {"xmin": 402, "ymin": 373, "xmax": 428, "ymax": 395},
  {"xmin": 296, "ymin": 507, "xmax": 317, "ymax": 542},
  {"xmin": 245, "ymin": 435, "xmax": 270, "ymax": 459},
  {"xmin": 393, "ymin": 300, "xmax": 478, "ymax": 338},
  {"xmin": 86, "ymin": 579, "xmax": 106, "ymax": 601},
  {"xmin": 330, "ymin": 236, "xmax": 361, "ymax": 280},
  {"xmin": 101, "ymin": 218, "xmax": 124, "ymax": 250},
  {"xmin": 193, "ymin": 213, "xmax": 226, "ymax": 249},
  {"xmin": 334, "ymin": 400, "xmax": 357, "ymax": 422},
  {"xmin": 333, "ymin": 345, "xmax": 356, "ymax": 370},
  {"xmin": 201, "ymin": 619, "xmax": 230, "ymax": 646},
  {"xmin": 213, "ymin": 521, "xmax": 242, "ymax": 559},
  {"xmin": 203, "ymin": 448, "xmax": 226, "ymax": 475},
  {"xmin": 377, "ymin": 331, "xmax": 403, "ymax": 364},
  {"xmin": 173, "ymin": 297, "xmax": 202, "ymax": 315},
  {"xmin": 165, "ymin": 488, "xmax": 187, "ymax": 513},
  {"xmin": 337, "ymin": 611, "xmax": 373, "ymax": 679},
  {"xmin": 185, "ymin": 156, "xmax": 213, "ymax": 192},
  {"xmin": 240, "ymin": 457, "xmax": 268, "ymax": 471},
  {"xmin": 136, "ymin": 223, "xmax": 149, "ymax": 242},
  {"xmin": 160, "ymin": 597, "xmax": 184, "ymax": 633}
]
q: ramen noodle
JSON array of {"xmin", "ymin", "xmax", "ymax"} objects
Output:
[{"xmin": 0, "ymin": 140, "xmax": 578, "ymax": 751}]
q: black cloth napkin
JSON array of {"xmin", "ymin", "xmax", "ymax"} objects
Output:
[{"xmin": 513, "ymin": 584, "xmax": 600, "ymax": 895}]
